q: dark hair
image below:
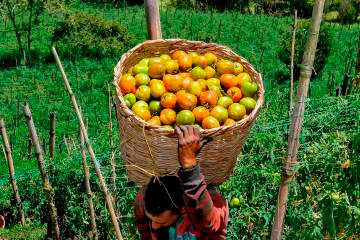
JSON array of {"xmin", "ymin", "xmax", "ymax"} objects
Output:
[{"xmin": 144, "ymin": 176, "xmax": 184, "ymax": 216}]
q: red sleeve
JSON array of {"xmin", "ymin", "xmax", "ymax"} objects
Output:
[
  {"xmin": 134, "ymin": 187, "xmax": 154, "ymax": 240},
  {"xmin": 178, "ymin": 164, "xmax": 229, "ymax": 234}
]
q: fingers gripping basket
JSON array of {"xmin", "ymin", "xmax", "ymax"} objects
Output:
[{"xmin": 113, "ymin": 39, "xmax": 264, "ymax": 185}]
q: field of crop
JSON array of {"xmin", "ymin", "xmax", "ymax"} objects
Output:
[{"xmin": 0, "ymin": 2, "xmax": 359, "ymax": 239}]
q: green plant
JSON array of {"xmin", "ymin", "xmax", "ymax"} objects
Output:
[
  {"xmin": 52, "ymin": 12, "xmax": 133, "ymax": 60},
  {"xmin": 276, "ymin": 20, "xmax": 331, "ymax": 85},
  {"xmin": 338, "ymin": 0, "xmax": 357, "ymax": 24}
]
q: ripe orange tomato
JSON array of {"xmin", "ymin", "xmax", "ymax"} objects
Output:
[
  {"xmin": 148, "ymin": 63, "xmax": 166, "ymax": 79},
  {"xmin": 199, "ymin": 91, "xmax": 218, "ymax": 106},
  {"xmin": 193, "ymin": 106, "xmax": 210, "ymax": 123},
  {"xmin": 163, "ymin": 74, "xmax": 183, "ymax": 92},
  {"xmin": 175, "ymin": 90, "xmax": 187, "ymax": 98},
  {"xmin": 147, "ymin": 116, "xmax": 161, "ymax": 126},
  {"xmin": 172, "ymin": 50, "xmax": 187, "ymax": 60},
  {"xmin": 161, "ymin": 92, "xmax": 177, "ymax": 109},
  {"xmin": 181, "ymin": 76, "xmax": 193, "ymax": 90},
  {"xmin": 177, "ymin": 92, "xmax": 198, "ymax": 110},
  {"xmin": 178, "ymin": 54, "xmax": 192, "ymax": 71},
  {"xmin": 220, "ymin": 74, "xmax": 238, "ymax": 89},
  {"xmin": 202, "ymin": 116, "xmax": 220, "ymax": 129},
  {"xmin": 160, "ymin": 109, "xmax": 177, "ymax": 125},
  {"xmin": 119, "ymin": 73, "xmax": 136, "ymax": 94},
  {"xmin": 216, "ymin": 59, "xmax": 234, "ymax": 74},
  {"xmin": 178, "ymin": 72, "xmax": 191, "ymax": 78},
  {"xmin": 227, "ymin": 87, "xmax": 242, "ymax": 103}
]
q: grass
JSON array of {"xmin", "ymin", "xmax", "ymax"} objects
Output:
[{"xmin": 0, "ymin": 224, "xmax": 46, "ymax": 240}]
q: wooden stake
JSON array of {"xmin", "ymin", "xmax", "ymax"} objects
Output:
[
  {"xmin": 80, "ymin": 124, "xmax": 98, "ymax": 240},
  {"xmin": 271, "ymin": 1, "xmax": 325, "ymax": 239},
  {"xmin": 0, "ymin": 119, "xmax": 25, "ymax": 226},
  {"xmin": 23, "ymin": 103, "xmax": 61, "ymax": 240},
  {"xmin": 145, "ymin": 0, "xmax": 162, "ymax": 40},
  {"xmin": 51, "ymin": 47, "xmax": 123, "ymax": 240},
  {"xmin": 290, "ymin": 10, "xmax": 297, "ymax": 113}
]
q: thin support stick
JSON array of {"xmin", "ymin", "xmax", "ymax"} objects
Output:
[
  {"xmin": 51, "ymin": 46, "xmax": 123, "ymax": 240},
  {"xmin": 290, "ymin": 10, "xmax": 297, "ymax": 113},
  {"xmin": 0, "ymin": 119, "xmax": 25, "ymax": 226},
  {"xmin": 80, "ymin": 124, "xmax": 98, "ymax": 240},
  {"xmin": 23, "ymin": 103, "xmax": 61, "ymax": 240}
]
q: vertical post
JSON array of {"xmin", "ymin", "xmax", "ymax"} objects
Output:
[
  {"xmin": 271, "ymin": 1, "xmax": 325, "ymax": 239},
  {"xmin": 51, "ymin": 47, "xmax": 123, "ymax": 240},
  {"xmin": 80, "ymin": 124, "xmax": 98, "ymax": 240},
  {"xmin": 0, "ymin": 119, "xmax": 25, "ymax": 226},
  {"xmin": 23, "ymin": 103, "xmax": 61, "ymax": 240},
  {"xmin": 290, "ymin": 10, "xmax": 297, "ymax": 113},
  {"xmin": 145, "ymin": 0, "xmax": 162, "ymax": 40}
]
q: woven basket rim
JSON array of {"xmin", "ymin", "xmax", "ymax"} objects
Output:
[{"xmin": 113, "ymin": 38, "xmax": 265, "ymax": 134}]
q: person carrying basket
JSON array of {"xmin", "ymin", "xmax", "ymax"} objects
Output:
[{"xmin": 134, "ymin": 125, "xmax": 229, "ymax": 239}]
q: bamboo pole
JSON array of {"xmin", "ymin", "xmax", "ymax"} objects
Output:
[
  {"xmin": 80, "ymin": 123, "xmax": 98, "ymax": 240},
  {"xmin": 271, "ymin": 1, "xmax": 325, "ymax": 239},
  {"xmin": 0, "ymin": 119, "xmax": 25, "ymax": 226},
  {"xmin": 145, "ymin": 0, "xmax": 162, "ymax": 40},
  {"xmin": 290, "ymin": 10, "xmax": 297, "ymax": 113},
  {"xmin": 51, "ymin": 47, "xmax": 123, "ymax": 240},
  {"xmin": 23, "ymin": 102, "xmax": 61, "ymax": 240}
]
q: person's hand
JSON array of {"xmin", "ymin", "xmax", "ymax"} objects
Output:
[{"xmin": 175, "ymin": 126, "xmax": 207, "ymax": 169}]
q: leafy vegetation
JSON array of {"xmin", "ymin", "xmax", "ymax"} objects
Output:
[
  {"xmin": 0, "ymin": 1, "xmax": 359, "ymax": 239},
  {"xmin": 52, "ymin": 12, "xmax": 133, "ymax": 60}
]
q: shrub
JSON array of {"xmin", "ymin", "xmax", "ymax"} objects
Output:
[
  {"xmin": 338, "ymin": 0, "xmax": 357, "ymax": 24},
  {"xmin": 52, "ymin": 12, "xmax": 133, "ymax": 60},
  {"xmin": 276, "ymin": 20, "xmax": 331, "ymax": 84}
]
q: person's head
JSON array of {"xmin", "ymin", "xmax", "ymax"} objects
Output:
[{"xmin": 144, "ymin": 176, "xmax": 184, "ymax": 230}]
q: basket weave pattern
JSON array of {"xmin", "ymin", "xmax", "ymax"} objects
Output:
[{"xmin": 113, "ymin": 39, "xmax": 264, "ymax": 185}]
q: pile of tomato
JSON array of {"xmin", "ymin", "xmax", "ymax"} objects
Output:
[{"xmin": 119, "ymin": 50, "xmax": 258, "ymax": 129}]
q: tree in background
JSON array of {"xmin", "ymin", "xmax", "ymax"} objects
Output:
[{"xmin": 0, "ymin": 0, "xmax": 47, "ymax": 66}]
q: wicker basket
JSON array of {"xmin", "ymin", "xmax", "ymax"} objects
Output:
[{"xmin": 113, "ymin": 39, "xmax": 264, "ymax": 185}]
